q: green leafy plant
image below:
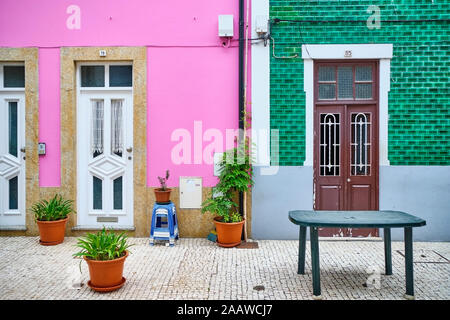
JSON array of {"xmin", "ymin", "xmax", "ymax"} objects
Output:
[
  {"xmin": 201, "ymin": 193, "xmax": 237, "ymax": 222},
  {"xmin": 157, "ymin": 170, "xmax": 170, "ymax": 191},
  {"xmin": 73, "ymin": 227, "xmax": 132, "ymax": 261},
  {"xmin": 30, "ymin": 194, "xmax": 74, "ymax": 221},
  {"xmin": 202, "ymin": 144, "xmax": 254, "ymax": 223},
  {"xmin": 228, "ymin": 211, "xmax": 243, "ymax": 223}
]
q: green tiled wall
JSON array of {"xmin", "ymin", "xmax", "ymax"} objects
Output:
[{"xmin": 270, "ymin": 0, "xmax": 450, "ymax": 165}]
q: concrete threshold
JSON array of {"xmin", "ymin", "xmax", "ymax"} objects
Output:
[
  {"xmin": 319, "ymin": 236, "xmax": 383, "ymax": 241},
  {"xmin": 72, "ymin": 225, "xmax": 136, "ymax": 231}
]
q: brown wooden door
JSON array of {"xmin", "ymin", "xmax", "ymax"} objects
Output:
[{"xmin": 313, "ymin": 61, "xmax": 379, "ymax": 237}]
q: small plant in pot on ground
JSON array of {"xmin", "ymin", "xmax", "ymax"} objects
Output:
[
  {"xmin": 73, "ymin": 227, "xmax": 132, "ymax": 292},
  {"xmin": 202, "ymin": 145, "xmax": 253, "ymax": 247},
  {"xmin": 154, "ymin": 170, "xmax": 172, "ymax": 203},
  {"xmin": 31, "ymin": 194, "xmax": 74, "ymax": 246}
]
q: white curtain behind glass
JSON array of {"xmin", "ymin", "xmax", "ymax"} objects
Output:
[
  {"xmin": 111, "ymin": 99, "xmax": 123, "ymax": 155},
  {"xmin": 91, "ymin": 100, "xmax": 104, "ymax": 154}
]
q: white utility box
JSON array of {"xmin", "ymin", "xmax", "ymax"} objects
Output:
[
  {"xmin": 255, "ymin": 15, "xmax": 268, "ymax": 34},
  {"xmin": 218, "ymin": 15, "xmax": 234, "ymax": 37},
  {"xmin": 179, "ymin": 177, "xmax": 202, "ymax": 209}
]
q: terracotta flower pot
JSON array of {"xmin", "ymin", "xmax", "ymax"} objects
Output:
[
  {"xmin": 154, "ymin": 188, "xmax": 172, "ymax": 203},
  {"xmin": 36, "ymin": 217, "xmax": 68, "ymax": 246},
  {"xmin": 214, "ymin": 217, "xmax": 245, "ymax": 248},
  {"xmin": 84, "ymin": 251, "xmax": 129, "ymax": 292}
]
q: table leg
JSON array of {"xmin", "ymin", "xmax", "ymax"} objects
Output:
[
  {"xmin": 404, "ymin": 227, "xmax": 415, "ymax": 299},
  {"xmin": 310, "ymin": 226, "xmax": 321, "ymax": 299},
  {"xmin": 384, "ymin": 228, "xmax": 392, "ymax": 275},
  {"xmin": 298, "ymin": 226, "xmax": 306, "ymax": 274}
]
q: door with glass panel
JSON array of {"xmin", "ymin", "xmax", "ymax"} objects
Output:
[
  {"xmin": 313, "ymin": 61, "xmax": 379, "ymax": 237},
  {"xmin": 0, "ymin": 64, "xmax": 26, "ymax": 228},
  {"xmin": 77, "ymin": 63, "xmax": 133, "ymax": 228}
]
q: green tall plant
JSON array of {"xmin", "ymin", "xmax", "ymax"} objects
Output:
[
  {"xmin": 201, "ymin": 143, "xmax": 254, "ymax": 223},
  {"xmin": 30, "ymin": 194, "xmax": 74, "ymax": 221}
]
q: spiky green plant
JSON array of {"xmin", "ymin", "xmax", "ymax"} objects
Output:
[
  {"xmin": 73, "ymin": 227, "xmax": 132, "ymax": 261},
  {"xmin": 30, "ymin": 194, "xmax": 74, "ymax": 221}
]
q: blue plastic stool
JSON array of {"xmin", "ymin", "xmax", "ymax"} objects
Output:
[{"xmin": 149, "ymin": 202, "xmax": 179, "ymax": 246}]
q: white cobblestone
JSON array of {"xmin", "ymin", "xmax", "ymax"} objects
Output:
[{"xmin": 0, "ymin": 237, "xmax": 449, "ymax": 300}]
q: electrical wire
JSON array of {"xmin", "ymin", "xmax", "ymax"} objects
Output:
[{"xmin": 272, "ymin": 18, "xmax": 450, "ymax": 24}]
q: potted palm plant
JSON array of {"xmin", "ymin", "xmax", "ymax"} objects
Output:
[
  {"xmin": 202, "ymin": 146, "xmax": 253, "ymax": 247},
  {"xmin": 74, "ymin": 228, "xmax": 132, "ymax": 292},
  {"xmin": 31, "ymin": 194, "xmax": 74, "ymax": 246},
  {"xmin": 154, "ymin": 169, "xmax": 172, "ymax": 203}
]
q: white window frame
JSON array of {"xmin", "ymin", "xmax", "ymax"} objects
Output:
[
  {"xmin": 0, "ymin": 62, "xmax": 25, "ymax": 92},
  {"xmin": 76, "ymin": 61, "xmax": 133, "ymax": 92}
]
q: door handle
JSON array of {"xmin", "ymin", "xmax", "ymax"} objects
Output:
[
  {"xmin": 20, "ymin": 147, "xmax": 26, "ymax": 153},
  {"xmin": 126, "ymin": 147, "xmax": 133, "ymax": 153},
  {"xmin": 347, "ymin": 178, "xmax": 351, "ymax": 182}
]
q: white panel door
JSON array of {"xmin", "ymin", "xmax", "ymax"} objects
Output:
[
  {"xmin": 77, "ymin": 92, "xmax": 133, "ymax": 228},
  {"xmin": 0, "ymin": 93, "xmax": 25, "ymax": 228}
]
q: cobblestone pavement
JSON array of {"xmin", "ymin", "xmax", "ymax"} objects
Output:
[{"xmin": 0, "ymin": 237, "xmax": 449, "ymax": 300}]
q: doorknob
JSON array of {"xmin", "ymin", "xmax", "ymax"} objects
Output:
[
  {"xmin": 126, "ymin": 147, "xmax": 133, "ymax": 153},
  {"xmin": 347, "ymin": 178, "xmax": 351, "ymax": 182}
]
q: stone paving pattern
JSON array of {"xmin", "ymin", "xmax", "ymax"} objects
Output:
[{"xmin": 0, "ymin": 237, "xmax": 449, "ymax": 300}]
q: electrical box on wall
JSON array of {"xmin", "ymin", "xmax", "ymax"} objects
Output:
[
  {"xmin": 38, "ymin": 142, "xmax": 46, "ymax": 155},
  {"xmin": 255, "ymin": 15, "xmax": 268, "ymax": 35},
  {"xmin": 179, "ymin": 177, "xmax": 202, "ymax": 209},
  {"xmin": 218, "ymin": 15, "xmax": 234, "ymax": 37}
]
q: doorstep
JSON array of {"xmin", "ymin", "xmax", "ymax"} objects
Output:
[
  {"xmin": 72, "ymin": 225, "xmax": 136, "ymax": 231},
  {"xmin": 0, "ymin": 225, "xmax": 27, "ymax": 231}
]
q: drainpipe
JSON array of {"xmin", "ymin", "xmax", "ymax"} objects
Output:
[{"xmin": 238, "ymin": 0, "xmax": 244, "ymax": 218}]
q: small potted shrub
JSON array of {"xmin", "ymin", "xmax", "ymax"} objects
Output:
[
  {"xmin": 74, "ymin": 228, "xmax": 132, "ymax": 292},
  {"xmin": 202, "ymin": 194, "xmax": 244, "ymax": 247},
  {"xmin": 154, "ymin": 169, "xmax": 171, "ymax": 203},
  {"xmin": 31, "ymin": 194, "xmax": 74, "ymax": 246},
  {"xmin": 202, "ymin": 146, "xmax": 253, "ymax": 247}
]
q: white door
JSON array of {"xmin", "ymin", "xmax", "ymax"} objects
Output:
[
  {"xmin": 77, "ymin": 91, "xmax": 133, "ymax": 228},
  {"xmin": 0, "ymin": 93, "xmax": 26, "ymax": 228}
]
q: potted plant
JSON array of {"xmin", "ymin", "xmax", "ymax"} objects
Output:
[
  {"xmin": 202, "ymin": 146, "xmax": 253, "ymax": 247},
  {"xmin": 73, "ymin": 227, "xmax": 132, "ymax": 292},
  {"xmin": 31, "ymin": 194, "xmax": 74, "ymax": 246},
  {"xmin": 154, "ymin": 169, "xmax": 172, "ymax": 203}
]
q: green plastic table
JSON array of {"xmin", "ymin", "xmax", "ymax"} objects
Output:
[{"xmin": 288, "ymin": 210, "xmax": 426, "ymax": 300}]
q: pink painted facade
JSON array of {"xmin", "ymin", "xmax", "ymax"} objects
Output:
[
  {"xmin": 38, "ymin": 48, "xmax": 61, "ymax": 187},
  {"xmin": 0, "ymin": 0, "xmax": 250, "ymax": 187}
]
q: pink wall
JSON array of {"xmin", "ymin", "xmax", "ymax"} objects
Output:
[
  {"xmin": 0, "ymin": 0, "xmax": 250, "ymax": 187},
  {"xmin": 38, "ymin": 48, "xmax": 61, "ymax": 187},
  {"xmin": 0, "ymin": 0, "xmax": 240, "ymax": 48},
  {"xmin": 147, "ymin": 47, "xmax": 239, "ymax": 187}
]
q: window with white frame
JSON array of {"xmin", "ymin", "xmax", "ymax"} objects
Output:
[
  {"xmin": 78, "ymin": 62, "xmax": 132, "ymax": 88},
  {"xmin": 0, "ymin": 63, "xmax": 25, "ymax": 89}
]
